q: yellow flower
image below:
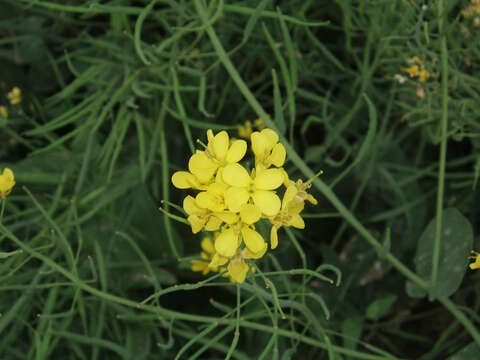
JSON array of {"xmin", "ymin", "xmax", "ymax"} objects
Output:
[
  {"xmin": 418, "ymin": 69, "xmax": 430, "ymax": 82},
  {"xmin": 0, "ymin": 106, "xmax": 7, "ymax": 119},
  {"xmin": 238, "ymin": 118, "xmax": 266, "ymax": 139},
  {"xmin": 7, "ymin": 87, "xmax": 22, "ymax": 105},
  {"xmin": 191, "ymin": 237, "xmax": 217, "ymax": 275},
  {"xmin": 0, "ymin": 168, "xmax": 15, "ymax": 199},
  {"xmin": 407, "ymin": 56, "xmax": 423, "ymax": 66},
  {"xmin": 214, "ymin": 212, "xmax": 266, "ymax": 257},
  {"xmin": 195, "ymin": 182, "xmax": 228, "ymax": 212},
  {"xmin": 254, "ymin": 118, "xmax": 266, "ymax": 130},
  {"xmin": 171, "ymin": 150, "xmax": 218, "ymax": 190},
  {"xmin": 183, "ymin": 195, "xmax": 237, "ymax": 234},
  {"xmin": 206, "ymin": 129, "xmax": 247, "ymax": 166},
  {"xmin": 269, "ymin": 185, "xmax": 306, "ymax": 249},
  {"xmin": 469, "ymin": 251, "xmax": 480, "ymax": 270},
  {"xmin": 227, "ymin": 246, "xmax": 265, "ymax": 282},
  {"xmin": 402, "ymin": 65, "xmax": 420, "ymax": 78},
  {"xmin": 222, "ymin": 163, "xmax": 283, "ymax": 216},
  {"xmin": 238, "ymin": 120, "xmax": 253, "ymax": 139},
  {"xmin": 268, "ymin": 179, "xmax": 317, "ymax": 249},
  {"xmin": 251, "ymin": 129, "xmax": 286, "ymax": 169},
  {"xmin": 227, "ymin": 256, "xmax": 250, "ymax": 282}
]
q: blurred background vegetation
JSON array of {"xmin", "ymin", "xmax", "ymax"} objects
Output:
[{"xmin": 0, "ymin": 0, "xmax": 479, "ymax": 358}]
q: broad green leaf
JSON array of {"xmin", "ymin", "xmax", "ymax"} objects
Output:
[
  {"xmin": 342, "ymin": 316, "xmax": 364, "ymax": 355},
  {"xmin": 447, "ymin": 342, "xmax": 480, "ymax": 360},
  {"xmin": 408, "ymin": 207, "xmax": 473, "ymax": 299},
  {"xmin": 366, "ymin": 295, "xmax": 397, "ymax": 321}
]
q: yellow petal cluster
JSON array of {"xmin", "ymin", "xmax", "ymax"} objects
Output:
[
  {"xmin": 402, "ymin": 57, "xmax": 430, "ymax": 82},
  {"xmin": 172, "ymin": 128, "xmax": 317, "ymax": 283},
  {"xmin": 0, "ymin": 168, "xmax": 15, "ymax": 199},
  {"xmin": 7, "ymin": 87, "xmax": 22, "ymax": 105},
  {"xmin": 0, "ymin": 106, "xmax": 7, "ymax": 119},
  {"xmin": 469, "ymin": 251, "xmax": 480, "ymax": 270}
]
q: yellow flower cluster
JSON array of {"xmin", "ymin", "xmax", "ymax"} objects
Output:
[
  {"xmin": 1, "ymin": 86, "xmax": 23, "ymax": 120},
  {"xmin": 462, "ymin": 0, "xmax": 480, "ymax": 19},
  {"xmin": 402, "ymin": 56, "xmax": 430, "ymax": 82},
  {"xmin": 0, "ymin": 168, "xmax": 15, "ymax": 199},
  {"xmin": 237, "ymin": 118, "xmax": 265, "ymax": 139},
  {"xmin": 469, "ymin": 250, "xmax": 480, "ymax": 270},
  {"xmin": 172, "ymin": 128, "xmax": 317, "ymax": 283},
  {"xmin": 7, "ymin": 87, "xmax": 22, "ymax": 105}
]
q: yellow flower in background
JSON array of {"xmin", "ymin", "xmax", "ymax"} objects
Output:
[
  {"xmin": 7, "ymin": 87, "xmax": 22, "ymax": 105},
  {"xmin": 469, "ymin": 251, "xmax": 480, "ymax": 270},
  {"xmin": 238, "ymin": 120, "xmax": 253, "ymax": 139},
  {"xmin": 0, "ymin": 168, "xmax": 15, "ymax": 199},
  {"xmin": 0, "ymin": 106, "xmax": 7, "ymax": 118},
  {"xmin": 403, "ymin": 65, "xmax": 420, "ymax": 78},
  {"xmin": 254, "ymin": 118, "xmax": 266, "ymax": 130},
  {"xmin": 402, "ymin": 57, "xmax": 430, "ymax": 82},
  {"xmin": 238, "ymin": 118, "xmax": 266, "ymax": 139}
]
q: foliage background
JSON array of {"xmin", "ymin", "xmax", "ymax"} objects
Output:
[{"xmin": 0, "ymin": 0, "xmax": 479, "ymax": 359}]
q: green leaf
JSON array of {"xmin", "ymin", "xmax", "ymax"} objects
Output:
[
  {"xmin": 0, "ymin": 250, "xmax": 22, "ymax": 259},
  {"xmin": 243, "ymin": 0, "xmax": 270, "ymax": 42},
  {"xmin": 272, "ymin": 69, "xmax": 286, "ymax": 134},
  {"xmin": 342, "ymin": 316, "xmax": 364, "ymax": 355},
  {"xmin": 366, "ymin": 295, "xmax": 397, "ymax": 321},
  {"xmin": 447, "ymin": 342, "xmax": 480, "ymax": 360},
  {"xmin": 408, "ymin": 207, "xmax": 473, "ymax": 299}
]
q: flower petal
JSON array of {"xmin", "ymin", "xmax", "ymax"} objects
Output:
[
  {"xmin": 201, "ymin": 237, "xmax": 216, "ymax": 254},
  {"xmin": 222, "ymin": 163, "xmax": 251, "ymax": 187},
  {"xmin": 214, "ymin": 211, "xmax": 238, "ymax": 224},
  {"xmin": 243, "ymin": 242, "xmax": 267, "ymax": 259},
  {"xmin": 212, "ymin": 131, "xmax": 229, "ymax": 160},
  {"xmin": 270, "ymin": 226, "xmax": 279, "ymax": 249},
  {"xmin": 254, "ymin": 168, "xmax": 284, "ymax": 190},
  {"xmin": 288, "ymin": 213, "xmax": 305, "ymax": 229},
  {"xmin": 191, "ymin": 260, "xmax": 209, "ymax": 274},
  {"xmin": 196, "ymin": 191, "xmax": 224, "ymax": 212},
  {"xmin": 183, "ymin": 195, "xmax": 202, "ymax": 215},
  {"xmin": 225, "ymin": 187, "xmax": 250, "ymax": 212},
  {"xmin": 187, "ymin": 214, "xmax": 207, "ymax": 234},
  {"xmin": 269, "ymin": 143, "xmax": 286, "ymax": 167},
  {"xmin": 282, "ymin": 185, "xmax": 298, "ymax": 210},
  {"xmin": 241, "ymin": 226, "xmax": 266, "ymax": 254},
  {"xmin": 226, "ymin": 140, "xmax": 247, "ymax": 163},
  {"xmin": 215, "ymin": 228, "xmax": 238, "ymax": 257},
  {"xmin": 240, "ymin": 204, "xmax": 262, "ymax": 224},
  {"xmin": 251, "ymin": 131, "xmax": 267, "ymax": 157},
  {"xmin": 252, "ymin": 190, "xmax": 281, "ymax": 217},
  {"xmin": 261, "ymin": 129, "xmax": 279, "ymax": 150},
  {"xmin": 171, "ymin": 171, "xmax": 197, "ymax": 189},
  {"xmin": 228, "ymin": 259, "xmax": 249, "ymax": 283},
  {"xmin": 188, "ymin": 151, "xmax": 218, "ymax": 183},
  {"xmin": 209, "ymin": 253, "xmax": 228, "ymax": 269},
  {"xmin": 205, "ymin": 216, "xmax": 222, "ymax": 231}
]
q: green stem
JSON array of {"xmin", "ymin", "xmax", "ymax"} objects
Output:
[
  {"xmin": 159, "ymin": 93, "xmax": 181, "ymax": 260},
  {"xmin": 431, "ymin": 0, "xmax": 448, "ymax": 296},
  {"xmin": 225, "ymin": 283, "xmax": 241, "ymax": 360},
  {"xmin": 0, "ymin": 220, "xmax": 389, "ymax": 359},
  {"xmin": 438, "ymin": 296, "xmax": 480, "ymax": 345}
]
